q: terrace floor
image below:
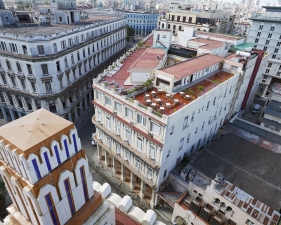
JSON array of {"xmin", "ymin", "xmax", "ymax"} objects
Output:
[
  {"xmin": 103, "ymin": 36, "xmax": 153, "ymax": 88},
  {"xmin": 134, "ymin": 71, "xmax": 233, "ymax": 116}
]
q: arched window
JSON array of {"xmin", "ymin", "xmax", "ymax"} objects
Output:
[
  {"xmin": 168, "ymin": 24, "xmax": 170, "ymax": 29},
  {"xmin": 173, "ymin": 25, "xmax": 176, "ymax": 29},
  {"xmin": 161, "ymin": 24, "xmax": 164, "ymax": 28},
  {"xmin": 179, "ymin": 26, "xmax": 182, "ymax": 31}
]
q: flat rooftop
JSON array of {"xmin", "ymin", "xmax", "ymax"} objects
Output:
[
  {"xmin": 103, "ymin": 36, "xmax": 154, "ymax": 87},
  {"xmin": 190, "ymin": 133, "xmax": 281, "ymax": 212},
  {"xmin": 159, "ymin": 54, "xmax": 223, "ymax": 79},
  {"xmin": 134, "ymin": 70, "xmax": 233, "ymax": 116},
  {"xmin": 264, "ymin": 100, "xmax": 281, "ymax": 118},
  {"xmin": 196, "ymin": 31, "xmax": 242, "ymax": 41},
  {"xmin": 194, "ymin": 37, "xmax": 224, "ymax": 50},
  {"xmin": 0, "ymin": 15, "xmax": 122, "ymax": 37}
]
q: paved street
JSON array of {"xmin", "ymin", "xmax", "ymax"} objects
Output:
[{"xmin": 77, "ymin": 107, "xmax": 171, "ymax": 224}]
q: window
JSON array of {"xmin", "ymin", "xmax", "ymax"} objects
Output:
[
  {"xmin": 183, "ymin": 116, "xmax": 189, "ymax": 129},
  {"xmin": 106, "ymin": 137, "xmax": 111, "ymax": 148},
  {"xmin": 137, "ymin": 136, "xmax": 143, "ymax": 152},
  {"xmin": 268, "ymin": 33, "xmax": 272, "ymax": 38},
  {"xmin": 137, "ymin": 114, "xmax": 146, "ymax": 126},
  {"xmin": 64, "ymin": 179, "xmax": 75, "ymax": 215},
  {"xmin": 64, "ymin": 57, "xmax": 68, "ymax": 68},
  {"xmin": 163, "ymin": 170, "xmax": 167, "ymax": 178},
  {"xmin": 22, "ymin": 45, "xmax": 27, "ymax": 54},
  {"xmin": 257, "ymin": 32, "xmax": 261, "ymax": 36},
  {"xmin": 277, "ymin": 42, "xmax": 281, "ymax": 47},
  {"xmin": 10, "ymin": 77, "xmax": 16, "ymax": 87},
  {"xmin": 270, "ymin": 26, "xmax": 275, "ymax": 31},
  {"xmin": 125, "ymin": 108, "xmax": 133, "ymax": 119},
  {"xmin": 274, "ymin": 48, "xmax": 279, "ymax": 53},
  {"xmin": 135, "ymin": 158, "xmax": 141, "ymax": 171},
  {"xmin": 45, "ymin": 193, "xmax": 59, "ymax": 225},
  {"xmin": 6, "ymin": 60, "xmax": 11, "ymax": 70},
  {"xmin": 16, "ymin": 62, "xmax": 22, "ymax": 72},
  {"xmin": 191, "ymin": 111, "xmax": 195, "ymax": 121},
  {"xmin": 43, "ymin": 152, "xmax": 52, "ymax": 172},
  {"xmin": 195, "ymin": 127, "xmax": 198, "ymax": 134},
  {"xmin": 37, "ymin": 45, "xmax": 45, "ymax": 55},
  {"xmin": 187, "ymin": 133, "xmax": 190, "ymax": 143},
  {"xmin": 167, "ymin": 150, "xmax": 170, "ymax": 158},
  {"xmin": 272, "ymin": 55, "xmax": 276, "ymax": 59},
  {"xmin": 147, "ymin": 167, "xmax": 153, "ymax": 179},
  {"xmin": 259, "ymin": 25, "xmax": 263, "ymax": 30},
  {"xmin": 56, "ymin": 61, "xmax": 61, "ymax": 72},
  {"xmin": 115, "ymin": 143, "xmax": 120, "ymax": 155},
  {"xmin": 26, "ymin": 64, "xmax": 32, "ymax": 74},
  {"xmin": 71, "ymin": 54, "xmax": 74, "ymax": 64},
  {"xmin": 80, "ymin": 166, "xmax": 89, "ymax": 201},
  {"xmin": 20, "ymin": 79, "xmax": 26, "ymax": 90},
  {"xmin": 150, "ymin": 122, "xmax": 160, "ymax": 135},
  {"xmin": 170, "ymin": 126, "xmax": 174, "ymax": 135},
  {"xmin": 213, "ymin": 97, "xmax": 216, "ymax": 105},
  {"xmin": 265, "ymin": 40, "xmax": 270, "ymax": 45},
  {"xmin": 268, "ymin": 63, "xmax": 272, "ymax": 68},
  {"xmin": 105, "ymin": 96, "xmax": 111, "ymax": 106},
  {"xmin": 1, "ymin": 74, "xmax": 7, "ymax": 85},
  {"xmin": 41, "ymin": 64, "xmax": 49, "ymax": 75},
  {"xmin": 9, "ymin": 43, "xmax": 17, "ymax": 52},
  {"xmin": 277, "ymin": 72, "xmax": 281, "ymax": 76},
  {"xmin": 149, "ymin": 145, "xmax": 156, "ymax": 159},
  {"xmin": 45, "ymin": 81, "xmax": 52, "ymax": 93},
  {"xmin": 68, "ymin": 38, "xmax": 73, "ymax": 47},
  {"xmin": 106, "ymin": 116, "xmax": 111, "ymax": 130},
  {"xmin": 125, "ymin": 150, "xmax": 130, "ymax": 162},
  {"xmin": 255, "ymin": 38, "xmax": 259, "ymax": 43},
  {"xmin": 61, "ymin": 40, "xmax": 66, "ymax": 49},
  {"xmin": 114, "ymin": 102, "xmax": 122, "ymax": 112},
  {"xmin": 202, "ymin": 121, "xmax": 205, "ymax": 130},
  {"xmin": 59, "ymin": 16, "xmax": 62, "ymax": 22},
  {"xmin": 179, "ymin": 138, "xmax": 184, "ymax": 150},
  {"xmin": 207, "ymin": 101, "xmax": 210, "ymax": 110},
  {"xmin": 53, "ymin": 43, "xmax": 57, "ymax": 53},
  {"xmin": 31, "ymin": 158, "xmax": 42, "ymax": 180},
  {"xmin": 96, "ymin": 91, "xmax": 102, "ymax": 100},
  {"xmin": 30, "ymin": 81, "xmax": 36, "ymax": 92},
  {"xmin": 265, "ymin": 69, "xmax": 270, "ymax": 73},
  {"xmin": 125, "ymin": 128, "xmax": 131, "ymax": 143}
]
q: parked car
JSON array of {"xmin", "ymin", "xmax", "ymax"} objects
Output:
[{"xmin": 252, "ymin": 104, "xmax": 260, "ymax": 114}]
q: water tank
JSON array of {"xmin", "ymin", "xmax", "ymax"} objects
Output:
[{"xmin": 236, "ymin": 51, "xmax": 251, "ymax": 57}]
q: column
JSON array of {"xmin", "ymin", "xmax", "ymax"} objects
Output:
[
  {"xmin": 97, "ymin": 144, "xmax": 101, "ymax": 160},
  {"xmin": 68, "ymin": 111, "xmax": 72, "ymax": 122},
  {"xmin": 121, "ymin": 164, "xmax": 126, "ymax": 182},
  {"xmin": 105, "ymin": 151, "xmax": 109, "ymax": 167},
  {"xmin": 112, "ymin": 157, "xmax": 117, "ymax": 174},
  {"xmin": 150, "ymin": 188, "xmax": 156, "ymax": 208},
  {"xmin": 140, "ymin": 180, "xmax": 146, "ymax": 198},
  {"xmin": 74, "ymin": 105, "xmax": 79, "ymax": 120},
  {"xmin": 0, "ymin": 107, "xmax": 8, "ymax": 121},
  {"xmin": 9, "ymin": 109, "xmax": 16, "ymax": 121},
  {"xmin": 79, "ymin": 100, "xmax": 83, "ymax": 113},
  {"xmin": 130, "ymin": 172, "xmax": 135, "ymax": 190}
]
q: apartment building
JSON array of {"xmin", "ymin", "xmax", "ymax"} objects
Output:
[
  {"xmin": 167, "ymin": 133, "xmax": 281, "ymax": 225},
  {"xmin": 260, "ymin": 82, "xmax": 281, "ymax": 135},
  {"xmin": 158, "ymin": 3, "xmax": 234, "ymax": 34},
  {"xmin": 124, "ymin": 11, "xmax": 159, "ymax": 36},
  {"xmin": 91, "ymin": 32, "xmax": 257, "ymax": 207},
  {"xmin": 248, "ymin": 6, "xmax": 281, "ymax": 98},
  {"xmin": 0, "ymin": 6, "xmax": 127, "ymax": 122}
]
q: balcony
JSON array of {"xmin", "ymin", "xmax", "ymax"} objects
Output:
[
  {"xmin": 92, "ymin": 117, "xmax": 160, "ymax": 170},
  {"xmin": 95, "ymin": 136, "xmax": 157, "ymax": 188}
]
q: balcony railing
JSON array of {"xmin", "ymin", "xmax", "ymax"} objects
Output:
[
  {"xmin": 93, "ymin": 117, "xmax": 160, "ymax": 170},
  {"xmin": 95, "ymin": 137, "xmax": 157, "ymax": 188}
]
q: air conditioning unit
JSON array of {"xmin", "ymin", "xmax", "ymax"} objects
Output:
[
  {"xmin": 113, "ymin": 111, "xmax": 117, "ymax": 115},
  {"xmin": 130, "ymin": 121, "xmax": 134, "ymax": 126},
  {"xmin": 150, "ymin": 156, "xmax": 155, "ymax": 160},
  {"xmin": 124, "ymin": 157, "xmax": 128, "ymax": 161},
  {"xmin": 97, "ymin": 120, "xmax": 100, "ymax": 122},
  {"xmin": 148, "ymin": 131, "xmax": 153, "ymax": 137}
]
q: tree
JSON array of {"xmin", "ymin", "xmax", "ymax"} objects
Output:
[
  {"xmin": 185, "ymin": 88, "xmax": 194, "ymax": 95},
  {"xmin": 127, "ymin": 26, "xmax": 135, "ymax": 42}
]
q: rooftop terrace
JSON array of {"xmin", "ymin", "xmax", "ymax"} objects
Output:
[
  {"xmin": 0, "ymin": 15, "xmax": 124, "ymax": 40},
  {"xmin": 133, "ymin": 71, "xmax": 233, "ymax": 116}
]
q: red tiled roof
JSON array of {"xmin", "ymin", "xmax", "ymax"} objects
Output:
[
  {"xmin": 159, "ymin": 54, "xmax": 223, "ymax": 79},
  {"xmin": 195, "ymin": 37, "xmax": 224, "ymax": 50},
  {"xmin": 104, "ymin": 36, "xmax": 155, "ymax": 87},
  {"xmin": 129, "ymin": 48, "xmax": 166, "ymax": 69}
]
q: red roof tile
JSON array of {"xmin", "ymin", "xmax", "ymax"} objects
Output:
[{"xmin": 159, "ymin": 54, "xmax": 223, "ymax": 79}]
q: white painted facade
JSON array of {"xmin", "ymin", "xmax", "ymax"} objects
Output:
[
  {"xmin": 91, "ymin": 43, "xmax": 255, "ymax": 207},
  {"xmin": 0, "ymin": 13, "xmax": 127, "ymax": 123},
  {"xmin": 247, "ymin": 7, "xmax": 281, "ymax": 99}
]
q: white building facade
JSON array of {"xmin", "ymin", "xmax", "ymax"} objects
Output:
[
  {"xmin": 91, "ymin": 35, "xmax": 255, "ymax": 208},
  {"xmin": 0, "ymin": 9, "xmax": 127, "ymax": 123}
]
